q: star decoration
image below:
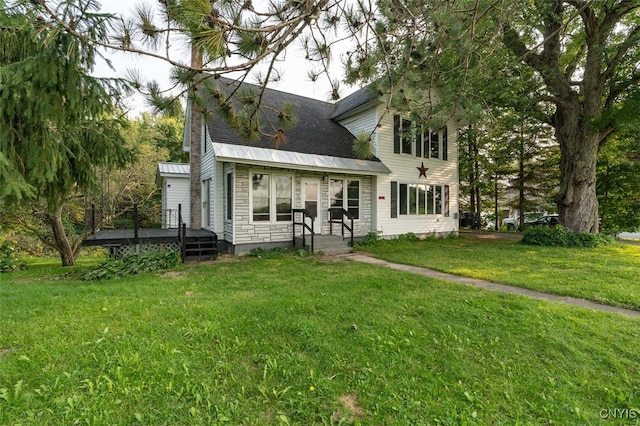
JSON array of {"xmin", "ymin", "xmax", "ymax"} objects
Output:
[{"xmin": 417, "ymin": 162, "xmax": 428, "ymax": 178}]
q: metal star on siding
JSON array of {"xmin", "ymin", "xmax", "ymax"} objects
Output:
[{"xmin": 417, "ymin": 162, "xmax": 428, "ymax": 178}]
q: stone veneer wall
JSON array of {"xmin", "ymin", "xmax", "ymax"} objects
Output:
[{"xmin": 231, "ymin": 164, "xmax": 374, "ymax": 248}]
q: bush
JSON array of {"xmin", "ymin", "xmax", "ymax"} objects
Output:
[
  {"xmin": 397, "ymin": 232, "xmax": 418, "ymax": 243},
  {"xmin": 522, "ymin": 226, "xmax": 613, "ymax": 248},
  {"xmin": 354, "ymin": 231, "xmax": 382, "ymax": 249},
  {"xmin": 81, "ymin": 249, "xmax": 181, "ymax": 281},
  {"xmin": 247, "ymin": 247, "xmax": 289, "ymax": 258},
  {"xmin": 0, "ymin": 241, "xmax": 26, "ymax": 272}
]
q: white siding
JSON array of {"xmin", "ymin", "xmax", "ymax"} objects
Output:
[
  {"xmin": 162, "ymin": 176, "xmax": 190, "ymax": 228},
  {"xmin": 373, "ymin": 105, "xmax": 459, "ymax": 237},
  {"xmin": 338, "ymin": 109, "xmax": 379, "ymax": 155}
]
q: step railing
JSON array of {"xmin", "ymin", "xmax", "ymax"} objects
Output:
[
  {"xmin": 292, "ymin": 208, "xmax": 315, "ymax": 252},
  {"xmin": 328, "ymin": 207, "xmax": 354, "ymax": 247},
  {"xmin": 178, "ymin": 204, "xmax": 186, "ymax": 262}
]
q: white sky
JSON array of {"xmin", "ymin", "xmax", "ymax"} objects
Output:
[{"xmin": 95, "ymin": 0, "xmax": 357, "ymax": 116}]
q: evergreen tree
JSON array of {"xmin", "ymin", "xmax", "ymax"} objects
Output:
[{"xmin": 0, "ymin": 2, "xmax": 134, "ymax": 266}]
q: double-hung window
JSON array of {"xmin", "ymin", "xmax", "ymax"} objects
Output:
[
  {"xmin": 251, "ymin": 173, "xmax": 292, "ymax": 223},
  {"xmin": 393, "ymin": 115, "xmax": 414, "ymax": 155},
  {"xmin": 329, "ymin": 178, "xmax": 360, "ymax": 219}
]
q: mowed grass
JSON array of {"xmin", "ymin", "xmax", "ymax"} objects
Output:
[
  {"xmin": 1, "ymin": 253, "xmax": 640, "ymax": 425},
  {"xmin": 362, "ymin": 237, "xmax": 640, "ymax": 310}
]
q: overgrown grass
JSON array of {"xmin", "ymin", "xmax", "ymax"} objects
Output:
[
  {"xmin": 361, "ymin": 237, "xmax": 640, "ymax": 310},
  {"xmin": 1, "ymin": 254, "xmax": 640, "ymax": 424}
]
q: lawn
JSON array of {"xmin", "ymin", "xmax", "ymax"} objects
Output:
[
  {"xmin": 1, "ymin": 252, "xmax": 640, "ymax": 424},
  {"xmin": 361, "ymin": 236, "xmax": 640, "ymax": 310}
]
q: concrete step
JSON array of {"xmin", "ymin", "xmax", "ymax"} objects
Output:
[{"xmin": 299, "ymin": 235, "xmax": 352, "ymax": 254}]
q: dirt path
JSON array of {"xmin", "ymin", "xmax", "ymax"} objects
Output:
[{"xmin": 340, "ymin": 252, "xmax": 640, "ymax": 319}]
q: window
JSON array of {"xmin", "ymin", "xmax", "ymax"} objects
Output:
[
  {"xmin": 393, "ymin": 115, "xmax": 413, "ymax": 155},
  {"xmin": 226, "ymin": 172, "xmax": 233, "ymax": 220},
  {"xmin": 435, "ymin": 185, "xmax": 443, "ymax": 214},
  {"xmin": 392, "ymin": 183, "xmax": 449, "ymax": 217},
  {"xmin": 252, "ymin": 174, "xmax": 270, "ymax": 222},
  {"xmin": 427, "ymin": 185, "xmax": 434, "ymax": 214},
  {"xmin": 395, "ymin": 117, "xmax": 447, "ymax": 161},
  {"xmin": 276, "ymin": 176, "xmax": 293, "ymax": 221},
  {"xmin": 251, "ymin": 172, "xmax": 292, "ymax": 223},
  {"xmin": 347, "ymin": 181, "xmax": 360, "ymax": 219},
  {"xmin": 330, "ymin": 178, "xmax": 360, "ymax": 219},
  {"xmin": 430, "ymin": 129, "xmax": 440, "ymax": 159}
]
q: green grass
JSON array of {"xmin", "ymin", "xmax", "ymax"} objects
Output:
[
  {"xmin": 1, "ymin": 253, "xmax": 640, "ymax": 424},
  {"xmin": 362, "ymin": 237, "xmax": 640, "ymax": 310}
]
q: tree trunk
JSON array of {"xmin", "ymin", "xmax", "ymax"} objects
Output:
[
  {"xmin": 493, "ymin": 173, "xmax": 499, "ymax": 231},
  {"xmin": 554, "ymin": 105, "xmax": 600, "ymax": 233},
  {"xmin": 189, "ymin": 45, "xmax": 203, "ymax": 230},
  {"xmin": 48, "ymin": 204, "xmax": 76, "ymax": 267},
  {"xmin": 517, "ymin": 125, "xmax": 525, "ymax": 231}
]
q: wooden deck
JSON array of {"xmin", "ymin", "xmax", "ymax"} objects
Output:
[{"xmin": 83, "ymin": 228, "xmax": 215, "ymax": 247}]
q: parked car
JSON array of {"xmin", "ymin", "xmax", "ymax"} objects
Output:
[
  {"xmin": 528, "ymin": 214, "xmax": 560, "ymax": 227},
  {"xmin": 502, "ymin": 212, "xmax": 545, "ymax": 231}
]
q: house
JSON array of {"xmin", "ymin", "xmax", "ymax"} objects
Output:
[{"xmin": 172, "ymin": 77, "xmax": 461, "ymax": 255}]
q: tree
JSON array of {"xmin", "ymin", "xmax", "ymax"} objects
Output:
[
  {"xmin": 38, "ymin": 0, "xmax": 354, "ymax": 230},
  {"xmin": 0, "ymin": 3, "xmax": 134, "ymax": 266},
  {"xmin": 347, "ymin": 0, "xmax": 640, "ymax": 234},
  {"xmin": 597, "ymin": 132, "xmax": 640, "ymax": 233}
]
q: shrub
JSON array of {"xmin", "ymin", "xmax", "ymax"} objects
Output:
[
  {"xmin": 522, "ymin": 226, "xmax": 613, "ymax": 248},
  {"xmin": 0, "ymin": 241, "xmax": 26, "ymax": 272},
  {"xmin": 397, "ymin": 232, "xmax": 418, "ymax": 243},
  {"xmin": 82, "ymin": 249, "xmax": 181, "ymax": 281},
  {"xmin": 354, "ymin": 231, "xmax": 382, "ymax": 249},
  {"xmin": 247, "ymin": 247, "xmax": 289, "ymax": 258}
]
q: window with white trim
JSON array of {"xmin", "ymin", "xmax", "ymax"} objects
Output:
[
  {"xmin": 394, "ymin": 115, "xmax": 448, "ymax": 161},
  {"xmin": 251, "ymin": 172, "xmax": 292, "ymax": 222},
  {"xmin": 329, "ymin": 178, "xmax": 360, "ymax": 219},
  {"xmin": 390, "ymin": 182, "xmax": 450, "ymax": 217}
]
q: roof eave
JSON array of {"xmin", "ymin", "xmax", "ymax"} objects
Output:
[{"xmin": 212, "ymin": 143, "xmax": 391, "ymax": 175}]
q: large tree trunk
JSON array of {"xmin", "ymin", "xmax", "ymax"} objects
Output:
[
  {"xmin": 553, "ymin": 104, "xmax": 600, "ymax": 233},
  {"xmin": 189, "ymin": 46, "xmax": 203, "ymax": 230},
  {"xmin": 47, "ymin": 204, "xmax": 76, "ymax": 267}
]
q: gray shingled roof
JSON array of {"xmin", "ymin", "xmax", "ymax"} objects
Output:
[{"xmin": 204, "ymin": 77, "xmax": 382, "ymax": 163}]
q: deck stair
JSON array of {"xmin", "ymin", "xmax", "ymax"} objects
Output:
[{"xmin": 183, "ymin": 232, "xmax": 218, "ymax": 261}]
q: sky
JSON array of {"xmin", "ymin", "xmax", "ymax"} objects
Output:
[{"xmin": 95, "ymin": 0, "xmax": 357, "ymax": 116}]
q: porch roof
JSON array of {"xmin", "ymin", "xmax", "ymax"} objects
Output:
[{"xmin": 212, "ymin": 142, "xmax": 391, "ymax": 175}]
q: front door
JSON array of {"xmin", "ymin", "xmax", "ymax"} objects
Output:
[{"xmin": 302, "ymin": 179, "xmax": 322, "ymax": 234}]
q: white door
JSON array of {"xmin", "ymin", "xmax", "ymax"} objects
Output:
[{"xmin": 302, "ymin": 179, "xmax": 322, "ymax": 233}]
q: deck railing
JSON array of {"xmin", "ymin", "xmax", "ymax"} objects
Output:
[
  {"xmin": 292, "ymin": 208, "xmax": 315, "ymax": 252},
  {"xmin": 328, "ymin": 207, "xmax": 354, "ymax": 247},
  {"xmin": 177, "ymin": 204, "xmax": 186, "ymax": 262}
]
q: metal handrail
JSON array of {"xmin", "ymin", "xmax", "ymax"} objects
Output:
[
  {"xmin": 292, "ymin": 208, "xmax": 315, "ymax": 252},
  {"xmin": 178, "ymin": 204, "xmax": 186, "ymax": 262},
  {"xmin": 328, "ymin": 207, "xmax": 354, "ymax": 247}
]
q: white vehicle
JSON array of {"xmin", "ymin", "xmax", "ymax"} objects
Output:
[{"xmin": 502, "ymin": 211, "xmax": 545, "ymax": 231}]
